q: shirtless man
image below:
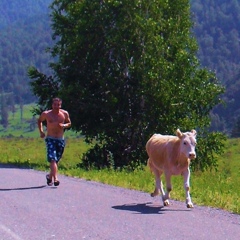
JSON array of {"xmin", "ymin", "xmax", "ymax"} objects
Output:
[{"xmin": 38, "ymin": 98, "xmax": 71, "ymax": 186}]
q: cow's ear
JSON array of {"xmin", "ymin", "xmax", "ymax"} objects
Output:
[
  {"xmin": 191, "ymin": 129, "xmax": 197, "ymax": 136},
  {"xmin": 176, "ymin": 129, "xmax": 183, "ymax": 138}
]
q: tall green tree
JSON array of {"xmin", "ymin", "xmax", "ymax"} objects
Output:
[{"xmin": 29, "ymin": 0, "xmax": 225, "ymax": 170}]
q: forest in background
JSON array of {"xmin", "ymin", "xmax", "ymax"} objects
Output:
[
  {"xmin": 0, "ymin": 0, "xmax": 52, "ymax": 104},
  {"xmin": 191, "ymin": 0, "xmax": 240, "ymax": 135},
  {"xmin": 0, "ymin": 0, "xmax": 240, "ymax": 135}
]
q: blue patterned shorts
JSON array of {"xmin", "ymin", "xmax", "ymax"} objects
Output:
[{"xmin": 45, "ymin": 137, "xmax": 65, "ymax": 163}]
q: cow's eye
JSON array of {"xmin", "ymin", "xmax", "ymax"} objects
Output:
[{"xmin": 183, "ymin": 141, "xmax": 187, "ymax": 145}]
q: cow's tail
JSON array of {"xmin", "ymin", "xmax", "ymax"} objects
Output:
[
  {"xmin": 147, "ymin": 158, "xmax": 150, "ymax": 166},
  {"xmin": 147, "ymin": 158, "xmax": 153, "ymax": 173}
]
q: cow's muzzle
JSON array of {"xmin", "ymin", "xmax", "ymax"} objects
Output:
[{"xmin": 189, "ymin": 153, "xmax": 196, "ymax": 159}]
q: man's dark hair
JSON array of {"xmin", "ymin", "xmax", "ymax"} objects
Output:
[{"xmin": 52, "ymin": 97, "xmax": 62, "ymax": 103}]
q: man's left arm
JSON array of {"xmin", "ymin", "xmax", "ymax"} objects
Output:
[{"xmin": 61, "ymin": 110, "xmax": 71, "ymax": 129}]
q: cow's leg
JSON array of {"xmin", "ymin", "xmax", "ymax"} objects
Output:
[
  {"xmin": 183, "ymin": 168, "xmax": 194, "ymax": 208},
  {"xmin": 152, "ymin": 170, "xmax": 169, "ymax": 207},
  {"xmin": 151, "ymin": 168, "xmax": 161, "ymax": 197},
  {"xmin": 148, "ymin": 158, "xmax": 160, "ymax": 197},
  {"xmin": 162, "ymin": 172, "xmax": 171, "ymax": 206}
]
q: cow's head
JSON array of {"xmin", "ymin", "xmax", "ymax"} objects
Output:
[{"xmin": 176, "ymin": 129, "xmax": 197, "ymax": 160}]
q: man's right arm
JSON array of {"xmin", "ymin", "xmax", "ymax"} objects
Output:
[{"xmin": 38, "ymin": 112, "xmax": 47, "ymax": 138}]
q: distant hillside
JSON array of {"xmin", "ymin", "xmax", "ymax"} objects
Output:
[
  {"xmin": 0, "ymin": 0, "xmax": 53, "ymax": 104},
  {"xmin": 191, "ymin": 0, "xmax": 240, "ymax": 84},
  {"xmin": 0, "ymin": 0, "xmax": 240, "ymax": 134},
  {"xmin": 0, "ymin": 0, "xmax": 52, "ymax": 29},
  {"xmin": 191, "ymin": 0, "xmax": 240, "ymax": 133}
]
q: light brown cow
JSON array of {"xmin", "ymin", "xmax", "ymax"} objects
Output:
[{"xmin": 146, "ymin": 129, "xmax": 197, "ymax": 208}]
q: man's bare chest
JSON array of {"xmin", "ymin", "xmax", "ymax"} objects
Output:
[{"xmin": 47, "ymin": 112, "xmax": 65, "ymax": 123}]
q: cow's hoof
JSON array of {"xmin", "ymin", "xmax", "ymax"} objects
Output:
[
  {"xmin": 187, "ymin": 203, "xmax": 194, "ymax": 208},
  {"xmin": 150, "ymin": 192, "xmax": 159, "ymax": 197},
  {"xmin": 163, "ymin": 200, "xmax": 170, "ymax": 206}
]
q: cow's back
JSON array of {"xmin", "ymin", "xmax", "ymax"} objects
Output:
[{"xmin": 146, "ymin": 134, "xmax": 179, "ymax": 168}]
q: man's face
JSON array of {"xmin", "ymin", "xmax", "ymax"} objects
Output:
[{"xmin": 52, "ymin": 100, "xmax": 62, "ymax": 110}]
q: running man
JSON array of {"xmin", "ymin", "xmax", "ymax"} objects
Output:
[{"xmin": 37, "ymin": 97, "xmax": 71, "ymax": 186}]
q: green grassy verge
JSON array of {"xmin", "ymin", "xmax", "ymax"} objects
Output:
[{"xmin": 0, "ymin": 137, "xmax": 239, "ymax": 214}]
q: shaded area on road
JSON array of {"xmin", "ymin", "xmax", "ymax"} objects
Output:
[
  {"xmin": 0, "ymin": 163, "xmax": 31, "ymax": 170},
  {"xmin": 112, "ymin": 202, "xmax": 163, "ymax": 214},
  {"xmin": 0, "ymin": 185, "xmax": 46, "ymax": 191},
  {"xmin": 112, "ymin": 202, "xmax": 190, "ymax": 215}
]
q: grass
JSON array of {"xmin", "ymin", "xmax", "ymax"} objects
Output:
[{"xmin": 0, "ymin": 137, "xmax": 239, "ymax": 215}]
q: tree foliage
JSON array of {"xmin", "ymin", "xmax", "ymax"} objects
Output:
[
  {"xmin": 29, "ymin": 0, "xmax": 225, "ymax": 171},
  {"xmin": 0, "ymin": 0, "xmax": 239, "ymax": 134}
]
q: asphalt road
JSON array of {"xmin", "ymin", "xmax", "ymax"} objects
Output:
[{"xmin": 0, "ymin": 165, "xmax": 239, "ymax": 240}]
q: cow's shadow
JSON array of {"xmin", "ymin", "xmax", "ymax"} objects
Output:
[
  {"xmin": 112, "ymin": 202, "xmax": 164, "ymax": 214},
  {"xmin": 112, "ymin": 202, "xmax": 190, "ymax": 214}
]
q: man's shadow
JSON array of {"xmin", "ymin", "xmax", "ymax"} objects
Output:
[{"xmin": 0, "ymin": 185, "xmax": 46, "ymax": 191}]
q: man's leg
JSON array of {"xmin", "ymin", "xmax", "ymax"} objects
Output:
[
  {"xmin": 52, "ymin": 139, "xmax": 64, "ymax": 186},
  {"xmin": 46, "ymin": 161, "xmax": 53, "ymax": 186},
  {"xmin": 50, "ymin": 160, "xmax": 58, "ymax": 181}
]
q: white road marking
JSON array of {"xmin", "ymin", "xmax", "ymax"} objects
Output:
[{"xmin": 0, "ymin": 224, "xmax": 23, "ymax": 240}]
